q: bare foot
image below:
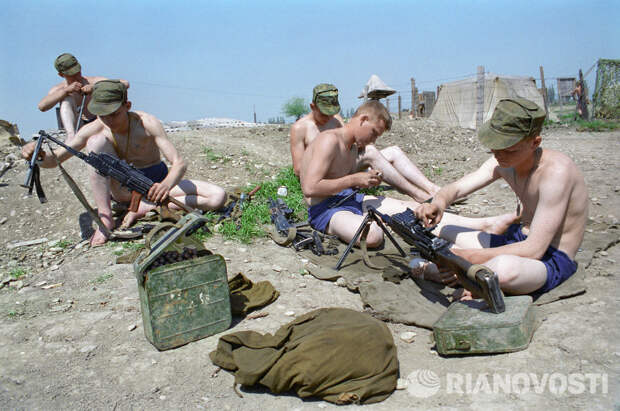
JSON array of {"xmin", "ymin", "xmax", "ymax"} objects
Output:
[
  {"xmin": 121, "ymin": 211, "xmax": 141, "ymax": 229},
  {"xmin": 483, "ymin": 212, "xmax": 520, "ymax": 235},
  {"xmin": 90, "ymin": 214, "xmax": 115, "ymax": 247},
  {"xmin": 452, "ymin": 288, "xmax": 474, "ymax": 301}
]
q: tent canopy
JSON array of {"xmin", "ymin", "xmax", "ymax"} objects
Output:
[
  {"xmin": 429, "ymin": 73, "xmax": 545, "ymax": 129},
  {"xmin": 358, "ymin": 74, "xmax": 396, "ymax": 100}
]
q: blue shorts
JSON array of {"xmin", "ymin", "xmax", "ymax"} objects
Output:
[
  {"xmin": 489, "ymin": 224, "xmax": 578, "ymax": 293},
  {"xmin": 138, "ymin": 161, "xmax": 168, "ymax": 183},
  {"xmin": 308, "ymin": 188, "xmax": 365, "ymax": 233}
]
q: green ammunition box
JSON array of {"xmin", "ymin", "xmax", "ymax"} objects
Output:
[
  {"xmin": 433, "ymin": 295, "xmax": 536, "ymax": 355},
  {"xmin": 134, "ymin": 213, "xmax": 231, "ymax": 351}
]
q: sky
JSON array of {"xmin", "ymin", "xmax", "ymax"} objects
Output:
[{"xmin": 1, "ymin": 0, "xmax": 618, "ymax": 139}]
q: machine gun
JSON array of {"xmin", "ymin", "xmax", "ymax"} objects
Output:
[
  {"xmin": 336, "ymin": 206, "xmax": 505, "ymax": 314},
  {"xmin": 268, "ymin": 197, "xmax": 337, "ymax": 256},
  {"xmin": 23, "ymin": 130, "xmax": 195, "ymax": 216}
]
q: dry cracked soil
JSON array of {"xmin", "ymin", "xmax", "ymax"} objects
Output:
[{"xmin": 0, "ymin": 117, "xmax": 618, "ymax": 410}]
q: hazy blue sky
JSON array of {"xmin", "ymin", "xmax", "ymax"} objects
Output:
[{"xmin": 2, "ymin": 0, "xmax": 618, "ymax": 138}]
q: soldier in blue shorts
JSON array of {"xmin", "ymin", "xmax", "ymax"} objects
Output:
[{"xmin": 416, "ymin": 98, "xmax": 588, "ymax": 296}]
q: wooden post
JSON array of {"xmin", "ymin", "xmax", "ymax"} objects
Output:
[
  {"xmin": 410, "ymin": 77, "xmax": 416, "ymax": 118},
  {"xmin": 476, "ymin": 66, "xmax": 485, "ymax": 129},
  {"xmin": 398, "ymin": 94, "xmax": 402, "ymax": 119},
  {"xmin": 539, "ymin": 66, "xmax": 549, "ymax": 117},
  {"xmin": 253, "ymin": 104, "xmax": 257, "ymax": 123},
  {"xmin": 386, "ymin": 97, "xmax": 390, "ymax": 114}
]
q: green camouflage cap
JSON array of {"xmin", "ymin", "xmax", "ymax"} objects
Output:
[
  {"xmin": 54, "ymin": 53, "xmax": 81, "ymax": 76},
  {"xmin": 478, "ymin": 98, "xmax": 546, "ymax": 150},
  {"xmin": 87, "ymin": 80, "xmax": 127, "ymax": 116},
  {"xmin": 312, "ymin": 83, "xmax": 340, "ymax": 116}
]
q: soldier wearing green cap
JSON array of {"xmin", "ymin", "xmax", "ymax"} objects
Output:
[
  {"xmin": 290, "ymin": 83, "xmax": 439, "ymax": 202},
  {"xmin": 24, "ymin": 80, "xmax": 227, "ymax": 246},
  {"xmin": 415, "ymin": 98, "xmax": 588, "ymax": 297},
  {"xmin": 38, "ymin": 53, "xmax": 130, "ymax": 144}
]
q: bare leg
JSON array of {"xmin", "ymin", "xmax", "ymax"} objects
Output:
[
  {"xmin": 59, "ymin": 97, "xmax": 78, "ymax": 144},
  {"xmin": 86, "ymin": 134, "xmax": 122, "ymax": 245},
  {"xmin": 121, "ymin": 179, "xmax": 227, "ymax": 228},
  {"xmin": 380, "ymin": 146, "xmax": 441, "ymax": 197},
  {"xmin": 326, "ymin": 211, "xmax": 384, "ymax": 247},
  {"xmin": 359, "ymin": 145, "xmax": 432, "ymax": 202}
]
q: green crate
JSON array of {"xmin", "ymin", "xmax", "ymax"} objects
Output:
[
  {"xmin": 433, "ymin": 295, "xmax": 537, "ymax": 355},
  {"xmin": 134, "ymin": 213, "xmax": 231, "ymax": 351}
]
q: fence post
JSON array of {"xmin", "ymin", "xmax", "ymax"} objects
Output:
[
  {"xmin": 410, "ymin": 77, "xmax": 416, "ymax": 118},
  {"xmin": 476, "ymin": 66, "xmax": 485, "ymax": 129},
  {"xmin": 539, "ymin": 66, "xmax": 549, "ymax": 117},
  {"xmin": 398, "ymin": 94, "xmax": 402, "ymax": 119},
  {"xmin": 253, "ymin": 104, "xmax": 257, "ymax": 123},
  {"xmin": 386, "ymin": 97, "xmax": 390, "ymax": 114}
]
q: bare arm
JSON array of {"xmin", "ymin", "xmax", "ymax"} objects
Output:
[
  {"xmin": 416, "ymin": 156, "xmax": 500, "ymax": 226},
  {"xmin": 289, "ymin": 122, "xmax": 306, "ymax": 176},
  {"xmin": 454, "ymin": 167, "xmax": 572, "ymax": 263},
  {"xmin": 148, "ymin": 115, "xmax": 187, "ymax": 203},
  {"xmin": 38, "ymin": 82, "xmax": 81, "ymax": 112},
  {"xmin": 20, "ymin": 121, "xmax": 104, "ymax": 167}
]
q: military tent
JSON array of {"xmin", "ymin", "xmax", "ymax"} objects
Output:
[{"xmin": 430, "ymin": 73, "xmax": 545, "ymax": 129}]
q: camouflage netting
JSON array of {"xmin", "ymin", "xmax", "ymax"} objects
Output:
[{"xmin": 593, "ymin": 59, "xmax": 620, "ymax": 119}]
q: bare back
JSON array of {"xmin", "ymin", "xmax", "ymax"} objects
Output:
[{"xmin": 497, "ymin": 148, "xmax": 588, "ymax": 258}]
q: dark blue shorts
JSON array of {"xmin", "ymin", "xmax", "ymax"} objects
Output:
[
  {"xmin": 138, "ymin": 161, "xmax": 168, "ymax": 183},
  {"xmin": 308, "ymin": 188, "xmax": 365, "ymax": 233},
  {"xmin": 489, "ymin": 224, "xmax": 578, "ymax": 293}
]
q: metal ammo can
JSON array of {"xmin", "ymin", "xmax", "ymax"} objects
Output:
[{"xmin": 134, "ymin": 212, "xmax": 231, "ymax": 350}]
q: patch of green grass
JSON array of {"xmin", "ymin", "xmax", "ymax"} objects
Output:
[
  {"xmin": 209, "ymin": 166, "xmax": 307, "ymax": 243},
  {"xmin": 8, "ymin": 310, "xmax": 18, "ymax": 318},
  {"xmin": 191, "ymin": 226, "xmax": 213, "ymax": 242},
  {"xmin": 8, "ymin": 268, "xmax": 26, "ymax": 279},
  {"xmin": 576, "ymin": 119, "xmax": 619, "ymax": 132},
  {"xmin": 203, "ymin": 147, "xmax": 224, "ymax": 162},
  {"xmin": 93, "ymin": 273, "xmax": 113, "ymax": 284},
  {"xmin": 112, "ymin": 242, "xmax": 145, "ymax": 256},
  {"xmin": 56, "ymin": 240, "xmax": 72, "ymax": 249}
]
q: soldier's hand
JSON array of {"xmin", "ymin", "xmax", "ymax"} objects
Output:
[
  {"xmin": 64, "ymin": 82, "xmax": 83, "ymax": 95},
  {"xmin": 80, "ymin": 84, "xmax": 94, "ymax": 95},
  {"xmin": 355, "ymin": 169, "xmax": 382, "ymax": 188},
  {"xmin": 21, "ymin": 141, "xmax": 44, "ymax": 162},
  {"xmin": 415, "ymin": 202, "xmax": 443, "ymax": 227},
  {"xmin": 147, "ymin": 182, "xmax": 171, "ymax": 204}
]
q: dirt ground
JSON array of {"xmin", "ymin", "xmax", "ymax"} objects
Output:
[{"xmin": 0, "ymin": 117, "xmax": 618, "ymax": 410}]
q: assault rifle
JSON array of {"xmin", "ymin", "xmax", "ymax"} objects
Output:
[
  {"xmin": 24, "ymin": 130, "xmax": 194, "ymax": 215},
  {"xmin": 337, "ymin": 206, "xmax": 505, "ymax": 313}
]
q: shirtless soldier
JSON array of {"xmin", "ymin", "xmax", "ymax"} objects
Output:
[
  {"xmin": 23, "ymin": 80, "xmax": 226, "ymax": 246},
  {"xmin": 290, "ymin": 83, "xmax": 440, "ymax": 202},
  {"xmin": 415, "ymin": 98, "xmax": 588, "ymax": 296},
  {"xmin": 38, "ymin": 53, "xmax": 130, "ymax": 143},
  {"xmin": 300, "ymin": 100, "xmax": 420, "ymax": 246}
]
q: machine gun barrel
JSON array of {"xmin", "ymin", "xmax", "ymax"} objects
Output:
[{"xmin": 370, "ymin": 207, "xmax": 505, "ymax": 314}]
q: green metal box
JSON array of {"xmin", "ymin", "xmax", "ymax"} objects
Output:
[
  {"xmin": 432, "ymin": 295, "xmax": 536, "ymax": 355},
  {"xmin": 134, "ymin": 213, "xmax": 231, "ymax": 351}
]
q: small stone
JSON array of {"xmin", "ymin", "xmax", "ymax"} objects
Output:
[
  {"xmin": 396, "ymin": 378, "xmax": 408, "ymax": 390},
  {"xmin": 272, "ymin": 265, "xmax": 282, "ymax": 272},
  {"xmin": 10, "ymin": 280, "xmax": 24, "ymax": 289},
  {"xmin": 128, "ymin": 324, "xmax": 137, "ymax": 331},
  {"xmin": 50, "ymin": 265, "xmax": 59, "ymax": 271},
  {"xmin": 300, "ymin": 258, "xmax": 309, "ymax": 264},
  {"xmin": 298, "ymin": 283, "xmax": 307, "ymax": 288},
  {"xmin": 35, "ymin": 281, "xmax": 47, "ymax": 287},
  {"xmin": 210, "ymin": 165, "xmax": 217, "ymax": 170},
  {"xmin": 80, "ymin": 344, "xmax": 97, "ymax": 353},
  {"xmin": 335, "ymin": 277, "xmax": 347, "ymax": 287},
  {"xmin": 0, "ymin": 217, "xmax": 7, "ymax": 225},
  {"xmin": 159, "ymin": 395, "xmax": 166, "ymax": 400},
  {"xmin": 10, "ymin": 210, "xmax": 16, "ymax": 217},
  {"xmin": 285, "ymin": 311, "xmax": 296, "ymax": 317},
  {"xmin": 599, "ymin": 251, "xmax": 608, "ymax": 256},
  {"xmin": 399, "ymin": 331, "xmax": 417, "ymax": 343}
]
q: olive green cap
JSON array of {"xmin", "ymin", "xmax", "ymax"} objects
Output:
[
  {"xmin": 312, "ymin": 83, "xmax": 340, "ymax": 116},
  {"xmin": 87, "ymin": 80, "xmax": 127, "ymax": 116},
  {"xmin": 478, "ymin": 98, "xmax": 546, "ymax": 150},
  {"xmin": 54, "ymin": 53, "xmax": 81, "ymax": 76}
]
